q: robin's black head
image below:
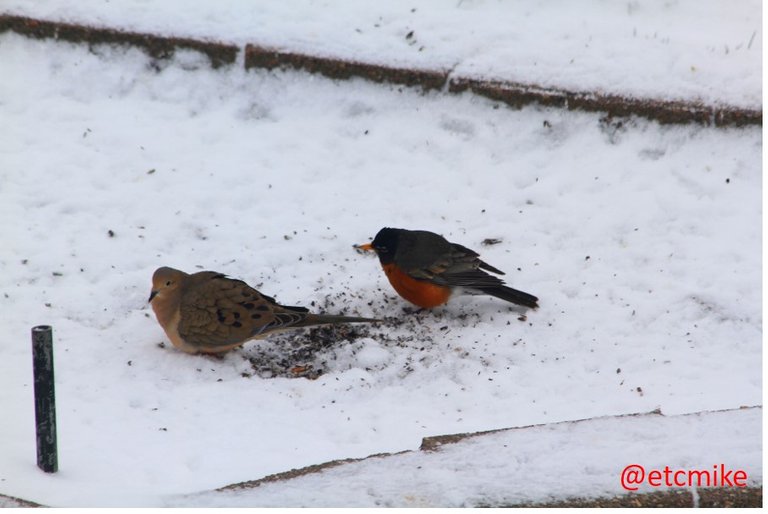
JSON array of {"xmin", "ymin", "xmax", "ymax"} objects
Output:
[{"xmin": 370, "ymin": 227, "xmax": 404, "ymax": 265}]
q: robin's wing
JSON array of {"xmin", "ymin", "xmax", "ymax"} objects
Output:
[
  {"xmin": 177, "ymin": 274, "xmax": 310, "ymax": 348},
  {"xmin": 407, "ymin": 242, "xmax": 505, "ymax": 284},
  {"xmin": 433, "ymin": 268, "xmax": 509, "ymax": 289},
  {"xmin": 449, "ymin": 242, "xmax": 505, "ymax": 275}
]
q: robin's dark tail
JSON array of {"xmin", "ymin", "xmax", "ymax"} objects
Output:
[
  {"xmin": 480, "ymin": 285, "xmax": 539, "ymax": 309},
  {"xmin": 443, "ymin": 270, "xmax": 539, "ymax": 309}
]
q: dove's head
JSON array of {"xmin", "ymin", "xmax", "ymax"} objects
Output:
[{"xmin": 148, "ymin": 267, "xmax": 188, "ymax": 303}]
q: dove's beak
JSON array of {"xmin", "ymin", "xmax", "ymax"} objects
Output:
[
  {"xmin": 148, "ymin": 290, "xmax": 158, "ymax": 303},
  {"xmin": 354, "ymin": 243, "xmax": 374, "ymax": 252}
]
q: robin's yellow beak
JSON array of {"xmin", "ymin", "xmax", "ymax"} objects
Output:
[{"xmin": 354, "ymin": 243, "xmax": 374, "ymax": 252}]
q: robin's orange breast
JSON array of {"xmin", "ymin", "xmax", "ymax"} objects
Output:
[{"xmin": 381, "ymin": 263, "xmax": 452, "ymax": 308}]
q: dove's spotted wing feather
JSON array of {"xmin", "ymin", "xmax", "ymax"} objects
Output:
[{"xmin": 177, "ymin": 274, "xmax": 310, "ymax": 349}]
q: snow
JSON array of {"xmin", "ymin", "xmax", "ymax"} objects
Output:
[
  {"xmin": 1, "ymin": 0, "xmax": 761, "ymax": 108},
  {"xmin": 0, "ymin": 1, "xmax": 762, "ymax": 508},
  {"xmin": 179, "ymin": 407, "xmax": 762, "ymax": 507}
]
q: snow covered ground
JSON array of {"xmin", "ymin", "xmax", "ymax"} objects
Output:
[
  {"xmin": 0, "ymin": 1, "xmax": 762, "ymax": 507},
  {"xmin": 2, "ymin": 0, "xmax": 761, "ymax": 108}
]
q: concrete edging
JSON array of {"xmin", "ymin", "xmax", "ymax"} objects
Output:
[
  {"xmin": 0, "ymin": 14, "xmax": 238, "ymax": 68},
  {"xmin": 213, "ymin": 407, "xmax": 762, "ymax": 508},
  {"xmin": 0, "ymin": 13, "xmax": 760, "ymax": 127}
]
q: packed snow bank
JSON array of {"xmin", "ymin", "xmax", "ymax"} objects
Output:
[
  {"xmin": 177, "ymin": 407, "xmax": 761, "ymax": 507},
  {"xmin": 1, "ymin": 0, "xmax": 761, "ymax": 108}
]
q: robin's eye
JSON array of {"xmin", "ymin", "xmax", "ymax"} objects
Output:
[{"xmin": 376, "ymin": 245, "xmax": 388, "ymax": 253}]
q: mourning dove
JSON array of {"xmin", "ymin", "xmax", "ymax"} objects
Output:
[
  {"xmin": 148, "ymin": 266, "xmax": 379, "ymax": 354},
  {"xmin": 356, "ymin": 227, "xmax": 538, "ymax": 309}
]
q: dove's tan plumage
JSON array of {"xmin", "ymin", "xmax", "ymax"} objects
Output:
[{"xmin": 148, "ymin": 267, "xmax": 378, "ymax": 354}]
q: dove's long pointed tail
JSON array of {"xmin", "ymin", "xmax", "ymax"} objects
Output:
[{"xmin": 300, "ymin": 314, "xmax": 382, "ymax": 328}]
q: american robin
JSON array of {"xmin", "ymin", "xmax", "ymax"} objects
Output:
[
  {"xmin": 356, "ymin": 228, "xmax": 538, "ymax": 309},
  {"xmin": 149, "ymin": 267, "xmax": 379, "ymax": 354}
]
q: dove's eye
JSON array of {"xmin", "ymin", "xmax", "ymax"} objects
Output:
[{"xmin": 165, "ymin": 281, "xmax": 172, "ymax": 287}]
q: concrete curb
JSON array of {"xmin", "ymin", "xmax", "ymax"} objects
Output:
[
  {"xmin": 212, "ymin": 406, "xmax": 761, "ymax": 508},
  {"xmin": 513, "ymin": 486, "xmax": 762, "ymax": 508},
  {"xmin": 0, "ymin": 493, "xmax": 42, "ymax": 508},
  {"xmin": 0, "ymin": 14, "xmax": 237, "ymax": 68},
  {"xmin": 0, "ymin": 13, "xmax": 760, "ymax": 127},
  {"xmin": 244, "ymin": 44, "xmax": 448, "ymax": 91}
]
